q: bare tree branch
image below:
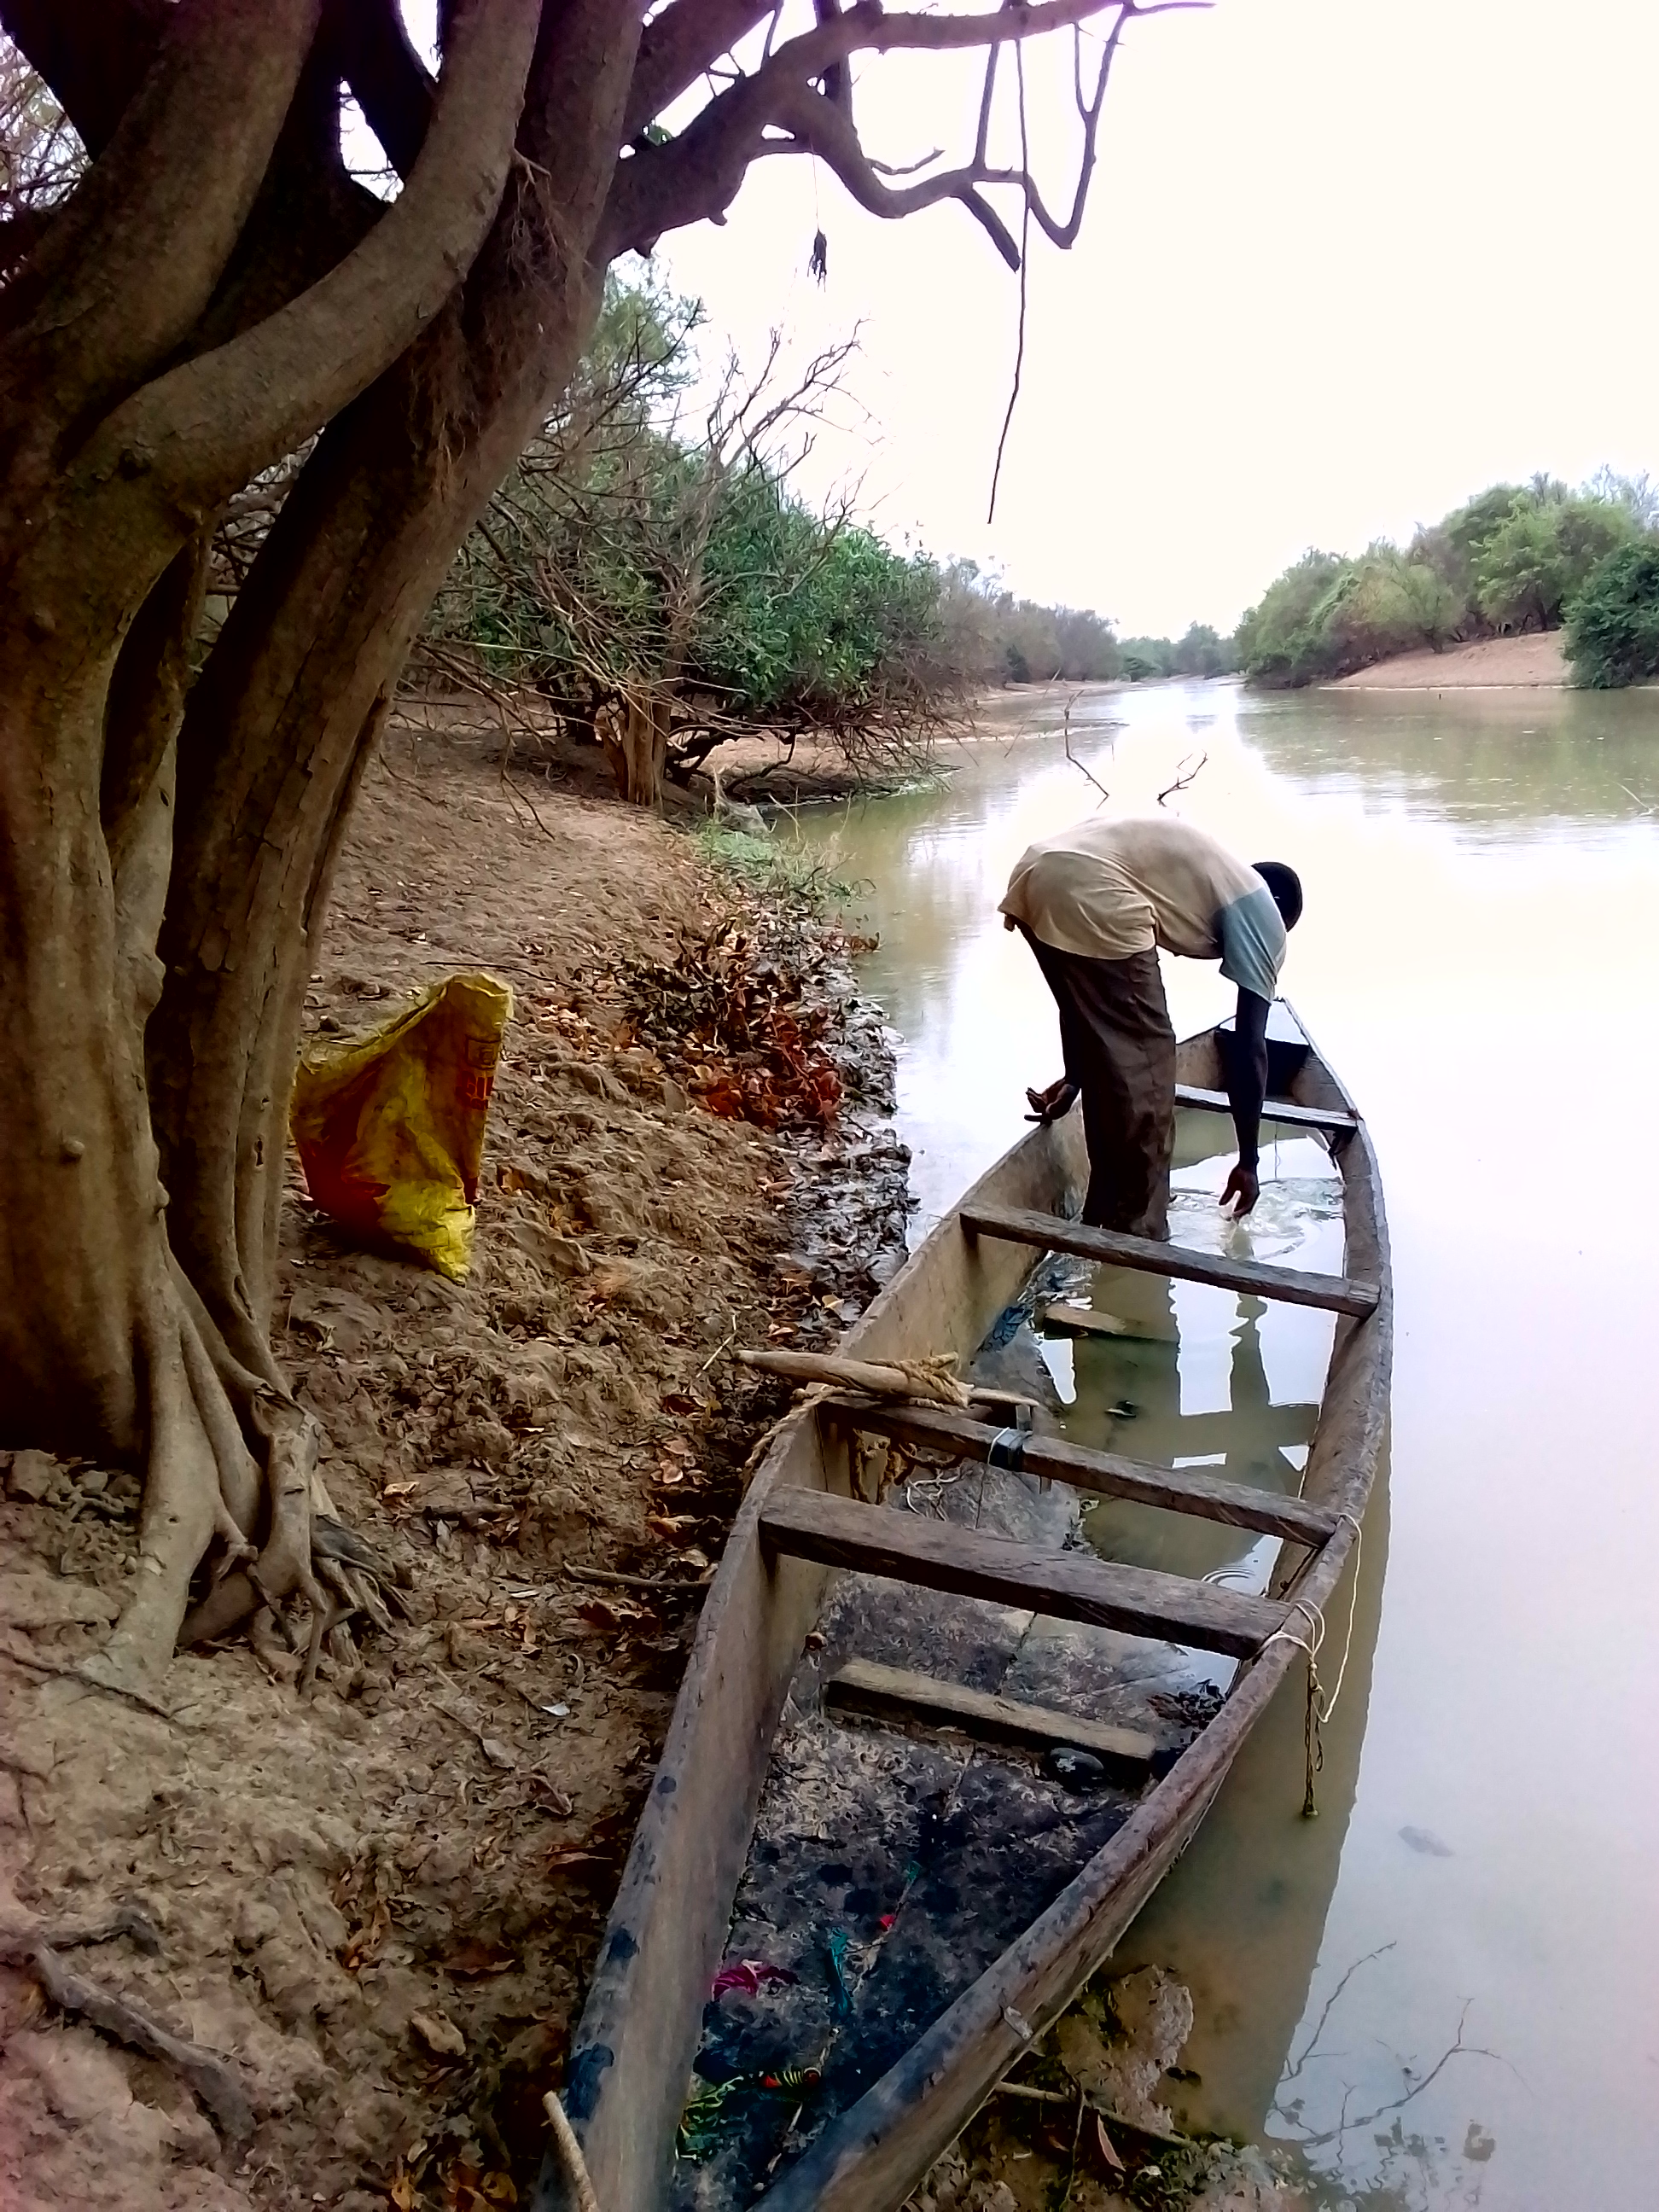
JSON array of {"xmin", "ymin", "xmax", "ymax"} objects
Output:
[
  {"xmin": 1284, "ymin": 2004, "xmax": 1512, "ymax": 2151},
  {"xmin": 1156, "ymin": 749, "xmax": 1206, "ymax": 804},
  {"xmin": 0, "ymin": 0, "xmax": 160, "ymax": 156},
  {"xmin": 78, "ymin": 0, "xmax": 543, "ymax": 521},
  {"xmin": 986, "ymin": 33, "xmax": 1032, "ymax": 518},
  {"xmin": 624, "ymin": 0, "xmax": 777, "ymax": 137},
  {"xmin": 1062, "ymin": 694, "xmax": 1111, "ymax": 806},
  {"xmin": 605, "ymin": 0, "xmax": 1207, "ymax": 265},
  {"xmin": 0, "ymin": 0, "xmax": 323, "ymax": 498},
  {"xmin": 324, "ymin": 0, "xmax": 434, "ymax": 180}
]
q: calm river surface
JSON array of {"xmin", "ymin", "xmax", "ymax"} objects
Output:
[{"xmin": 795, "ymin": 678, "xmax": 1659, "ymax": 2209}]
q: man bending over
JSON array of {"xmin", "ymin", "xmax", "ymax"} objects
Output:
[{"xmin": 999, "ymin": 815, "xmax": 1302, "ymax": 1233}]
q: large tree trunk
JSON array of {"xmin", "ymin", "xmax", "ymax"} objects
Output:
[
  {"xmin": 0, "ymin": 0, "xmax": 1118, "ymax": 1707},
  {"xmin": 597, "ymin": 692, "xmax": 675, "ymax": 805},
  {"xmin": 0, "ymin": 0, "xmax": 620, "ymax": 1697}
]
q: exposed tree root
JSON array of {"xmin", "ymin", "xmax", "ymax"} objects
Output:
[
  {"xmin": 1, "ymin": 1920, "xmax": 254, "ymax": 2141},
  {"xmin": 73, "ymin": 1277, "xmax": 407, "ymax": 1705}
]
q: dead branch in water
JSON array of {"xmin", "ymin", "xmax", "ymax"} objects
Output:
[
  {"xmin": 1061, "ymin": 693, "xmax": 1112, "ymax": 808},
  {"xmin": 1272, "ymin": 1944, "xmax": 1516, "ymax": 2154},
  {"xmin": 1156, "ymin": 749, "xmax": 1207, "ymax": 806}
]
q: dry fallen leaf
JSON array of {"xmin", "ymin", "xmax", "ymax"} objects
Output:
[
  {"xmin": 445, "ymin": 1937, "xmax": 515, "ymax": 1978},
  {"xmin": 341, "ymin": 1899, "xmax": 390, "ymax": 1974},
  {"xmin": 647, "ymin": 1513, "xmax": 697, "ymax": 1539},
  {"xmin": 525, "ymin": 1774, "xmax": 573, "ymax": 1817},
  {"xmin": 1094, "ymin": 2114, "xmax": 1125, "ymax": 2173},
  {"xmin": 410, "ymin": 2009, "xmax": 466, "ymax": 2060}
]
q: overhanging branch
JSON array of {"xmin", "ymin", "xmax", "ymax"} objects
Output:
[
  {"xmin": 0, "ymin": 0, "xmax": 161, "ymax": 155},
  {"xmin": 324, "ymin": 0, "xmax": 435, "ymax": 179},
  {"xmin": 624, "ymin": 0, "xmax": 776, "ymax": 137},
  {"xmin": 605, "ymin": 0, "xmax": 1205, "ymax": 264},
  {"xmin": 85, "ymin": 0, "xmax": 542, "ymax": 517}
]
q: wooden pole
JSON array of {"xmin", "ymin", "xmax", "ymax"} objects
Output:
[{"xmin": 732, "ymin": 1347, "xmax": 1035, "ymax": 1410}]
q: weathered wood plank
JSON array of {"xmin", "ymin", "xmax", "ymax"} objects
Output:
[
  {"xmin": 1175, "ymin": 1083, "xmax": 1358, "ymax": 1133},
  {"xmin": 826, "ymin": 1659, "xmax": 1157, "ymax": 1770},
  {"xmin": 760, "ymin": 1488, "xmax": 1289, "ymax": 1660},
  {"xmin": 734, "ymin": 1345, "xmax": 1037, "ymax": 1410},
  {"xmin": 961, "ymin": 1202, "xmax": 1378, "ymax": 1318},
  {"xmin": 817, "ymin": 1397, "xmax": 1336, "ymax": 1546}
]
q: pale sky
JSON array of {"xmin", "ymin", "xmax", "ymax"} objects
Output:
[{"xmin": 647, "ymin": 0, "xmax": 1659, "ymax": 637}]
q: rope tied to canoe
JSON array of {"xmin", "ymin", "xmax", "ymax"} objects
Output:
[
  {"xmin": 1260, "ymin": 1511, "xmax": 1365, "ymax": 1818},
  {"xmin": 888, "ymin": 1353, "xmax": 973, "ymax": 1407}
]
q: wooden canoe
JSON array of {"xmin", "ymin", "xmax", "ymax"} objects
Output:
[{"xmin": 534, "ymin": 1005, "xmax": 1391, "ymax": 2212}]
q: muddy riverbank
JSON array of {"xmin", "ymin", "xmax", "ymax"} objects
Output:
[{"xmin": 0, "ymin": 731, "xmax": 909, "ymax": 2212}]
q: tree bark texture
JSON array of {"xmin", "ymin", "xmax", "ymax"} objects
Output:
[{"xmin": 0, "ymin": 0, "xmax": 1135, "ymax": 1690}]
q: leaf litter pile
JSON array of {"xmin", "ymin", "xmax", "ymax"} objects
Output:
[
  {"xmin": 0, "ymin": 731, "xmax": 909, "ymax": 2212},
  {"xmin": 618, "ymin": 919, "xmax": 845, "ymax": 1130}
]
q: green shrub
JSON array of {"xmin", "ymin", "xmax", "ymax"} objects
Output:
[
  {"xmin": 1564, "ymin": 541, "xmax": 1659, "ymax": 688},
  {"xmin": 1243, "ymin": 474, "xmax": 1646, "ymax": 687},
  {"xmin": 1473, "ymin": 494, "xmax": 1635, "ymax": 632},
  {"xmin": 1236, "ymin": 551, "xmax": 1348, "ymax": 685}
]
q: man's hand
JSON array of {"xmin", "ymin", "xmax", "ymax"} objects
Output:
[
  {"xmin": 1221, "ymin": 1162, "xmax": 1260, "ymax": 1217},
  {"xmin": 1025, "ymin": 1078, "xmax": 1080, "ymax": 1125}
]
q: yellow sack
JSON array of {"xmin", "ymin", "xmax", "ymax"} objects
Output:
[{"xmin": 291, "ymin": 971, "xmax": 513, "ymax": 1280}]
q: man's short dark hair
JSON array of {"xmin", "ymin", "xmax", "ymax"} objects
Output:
[{"xmin": 1254, "ymin": 861, "xmax": 1303, "ymax": 929}]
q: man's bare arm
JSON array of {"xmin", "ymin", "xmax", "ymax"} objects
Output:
[{"xmin": 1221, "ymin": 987, "xmax": 1271, "ymax": 1216}]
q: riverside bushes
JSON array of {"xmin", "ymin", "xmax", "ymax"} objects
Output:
[
  {"xmin": 428, "ymin": 279, "xmax": 1223, "ymax": 800},
  {"xmin": 1239, "ymin": 474, "xmax": 1656, "ymax": 687},
  {"xmin": 1563, "ymin": 541, "xmax": 1659, "ymax": 689}
]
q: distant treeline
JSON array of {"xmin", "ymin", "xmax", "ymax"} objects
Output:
[
  {"xmin": 1239, "ymin": 471, "xmax": 1659, "ymax": 690},
  {"xmin": 934, "ymin": 569, "xmax": 1234, "ymax": 687}
]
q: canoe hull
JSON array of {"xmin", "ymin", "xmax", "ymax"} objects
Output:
[{"xmin": 539, "ymin": 1017, "xmax": 1390, "ymax": 2212}]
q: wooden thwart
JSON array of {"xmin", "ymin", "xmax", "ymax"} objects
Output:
[
  {"xmin": 960, "ymin": 1202, "xmax": 1379, "ymax": 1318},
  {"xmin": 760, "ymin": 1487, "xmax": 1289, "ymax": 1660},
  {"xmin": 1175, "ymin": 1083, "xmax": 1358, "ymax": 1134},
  {"xmin": 826, "ymin": 1659, "xmax": 1157, "ymax": 1772},
  {"xmin": 818, "ymin": 1396, "xmax": 1337, "ymax": 1546}
]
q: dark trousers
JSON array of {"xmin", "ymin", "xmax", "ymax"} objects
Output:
[{"xmin": 1020, "ymin": 927, "xmax": 1175, "ymax": 1238}]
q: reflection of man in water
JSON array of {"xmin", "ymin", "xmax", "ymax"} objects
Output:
[{"xmin": 999, "ymin": 816, "xmax": 1302, "ymax": 1231}]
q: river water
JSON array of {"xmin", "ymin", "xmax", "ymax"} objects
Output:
[{"xmin": 795, "ymin": 678, "xmax": 1659, "ymax": 2209}]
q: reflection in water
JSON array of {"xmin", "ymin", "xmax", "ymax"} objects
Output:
[{"xmin": 795, "ymin": 678, "xmax": 1659, "ymax": 2209}]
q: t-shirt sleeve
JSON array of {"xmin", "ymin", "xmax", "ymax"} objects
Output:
[{"xmin": 1217, "ymin": 886, "xmax": 1287, "ymax": 1001}]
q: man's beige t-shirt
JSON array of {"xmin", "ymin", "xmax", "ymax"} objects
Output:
[{"xmin": 999, "ymin": 816, "xmax": 1286, "ymax": 999}]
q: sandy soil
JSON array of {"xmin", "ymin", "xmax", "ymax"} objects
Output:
[
  {"xmin": 1330, "ymin": 632, "xmax": 1566, "ymax": 688},
  {"xmin": 0, "ymin": 729, "xmax": 906, "ymax": 2212}
]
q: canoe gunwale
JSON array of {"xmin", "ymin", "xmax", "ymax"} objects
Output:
[{"xmin": 541, "ymin": 1012, "xmax": 1391, "ymax": 2212}]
